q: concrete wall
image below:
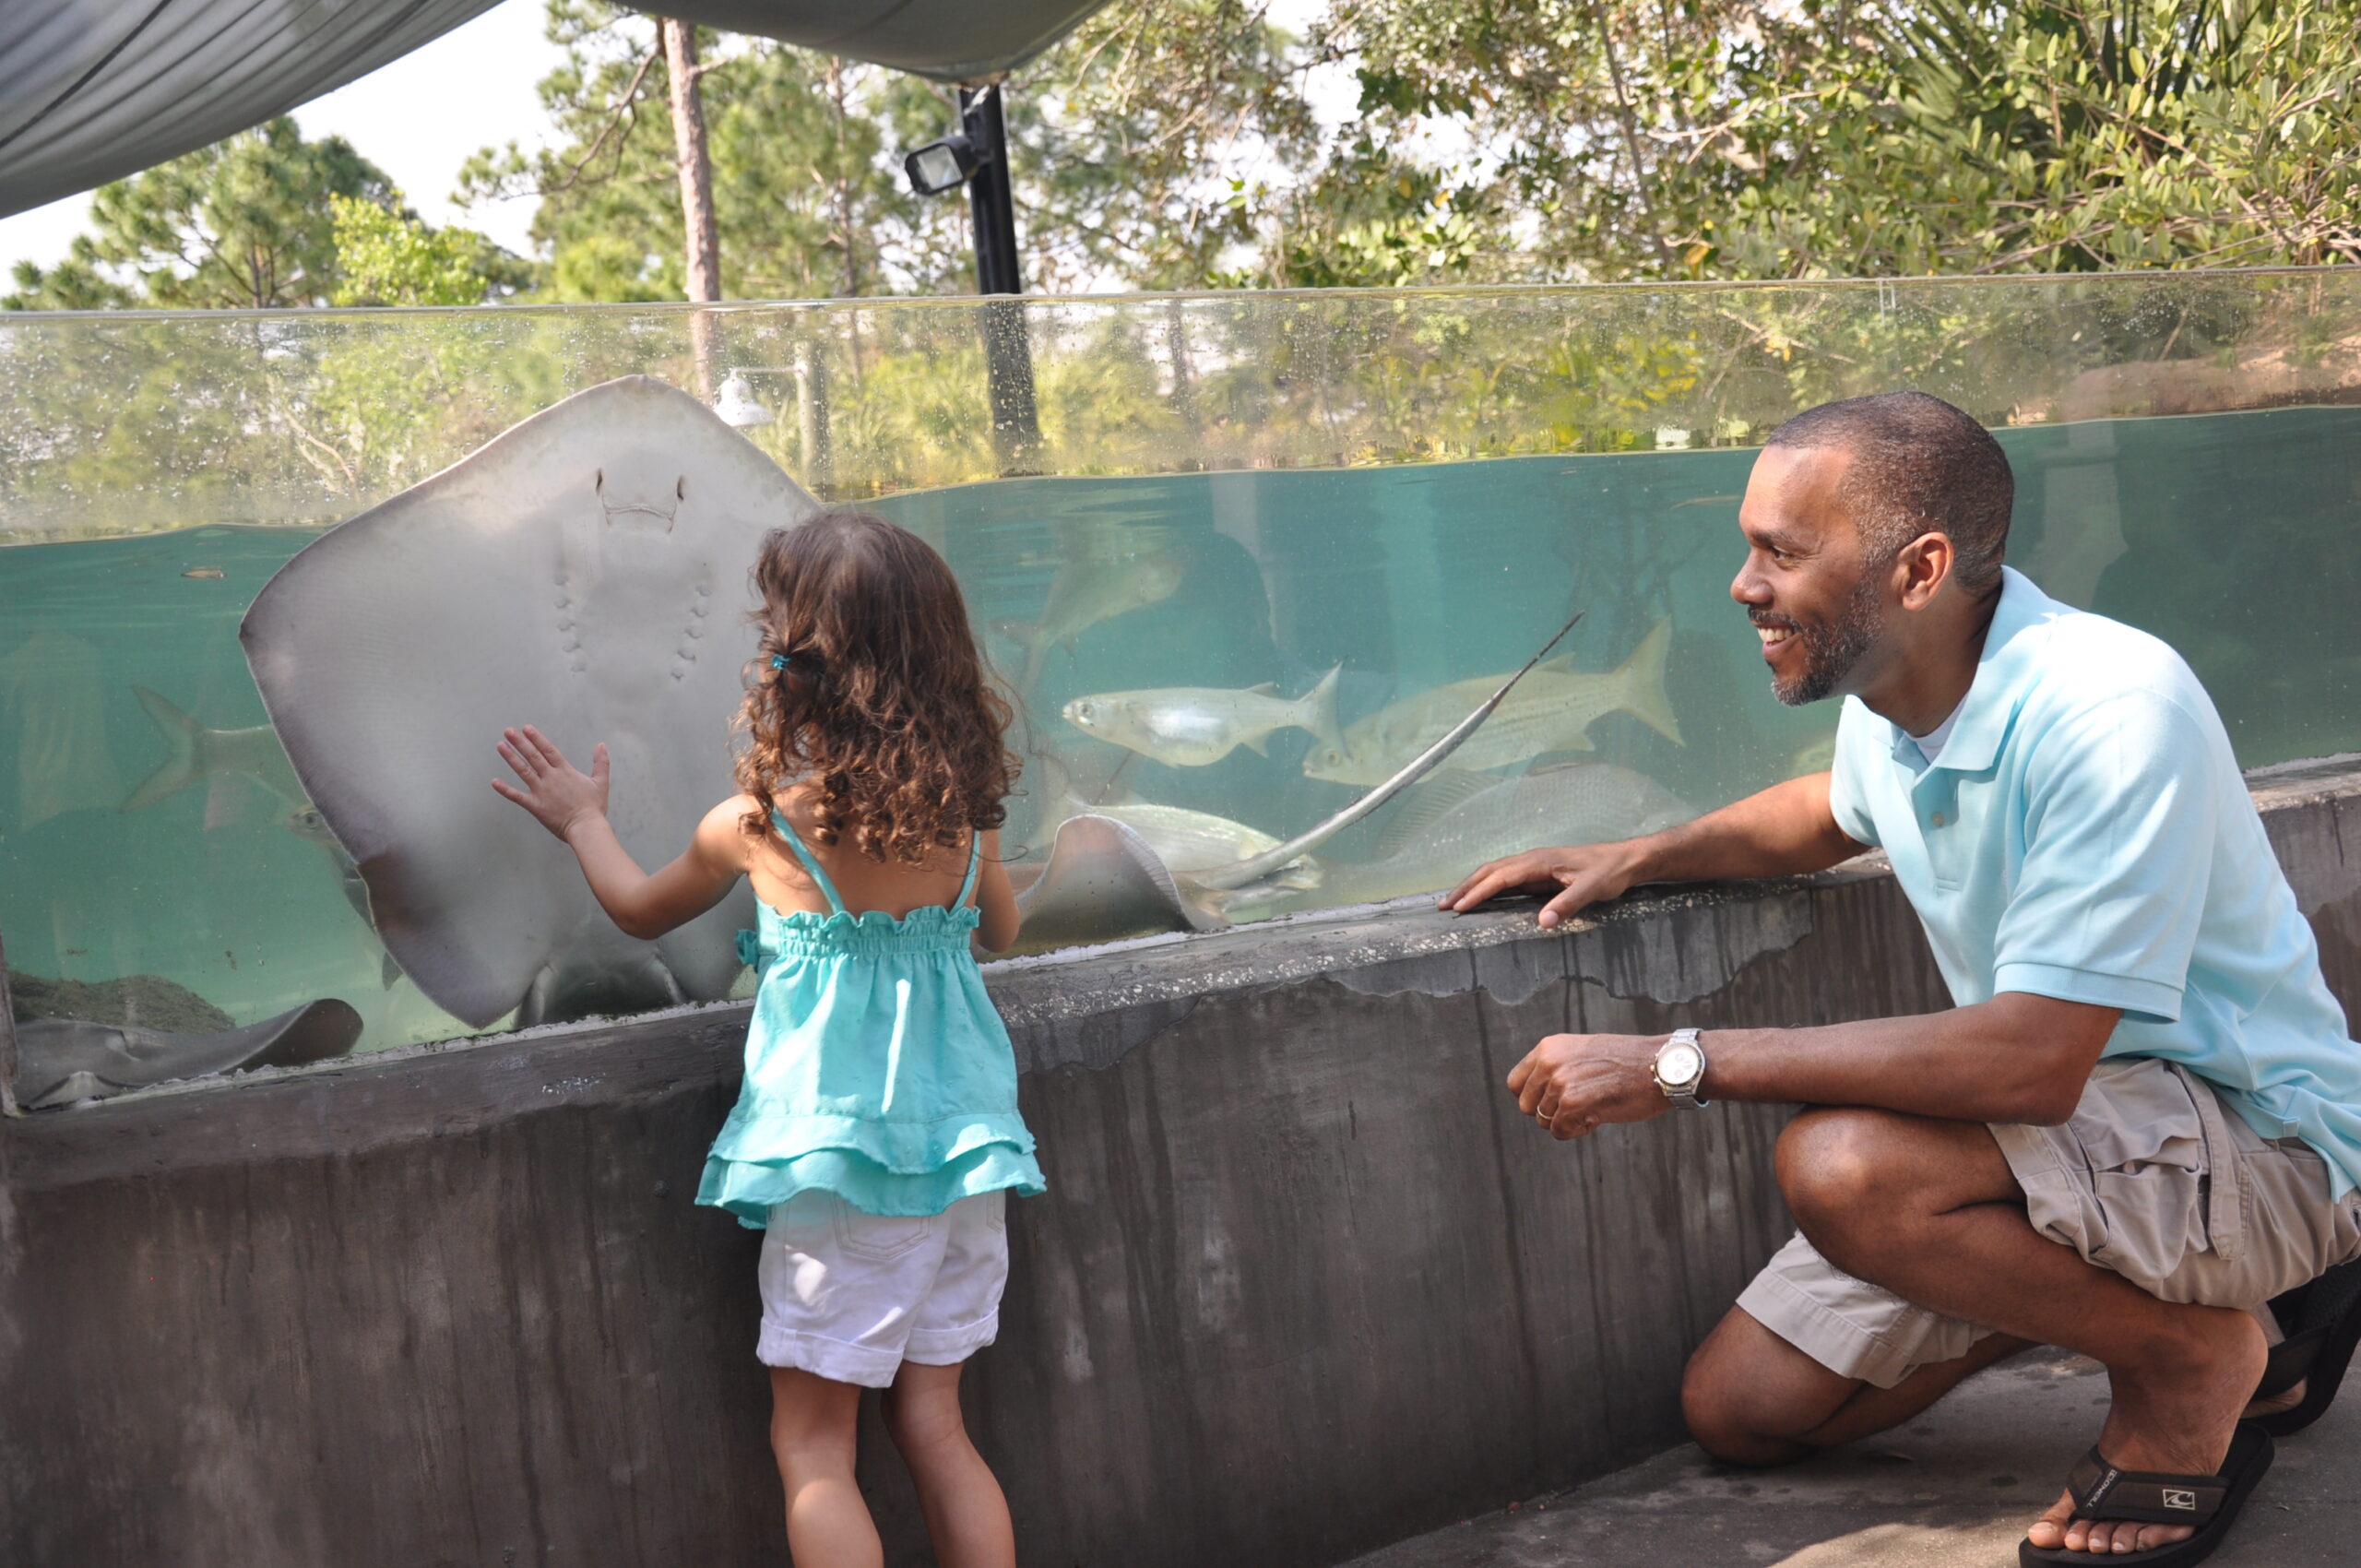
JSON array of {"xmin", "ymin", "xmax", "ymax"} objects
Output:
[{"xmin": 6, "ymin": 755, "xmax": 2361, "ymax": 1568}]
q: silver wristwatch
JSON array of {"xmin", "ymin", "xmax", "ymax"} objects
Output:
[{"xmin": 1652, "ymin": 1028, "xmax": 1709, "ymax": 1108}]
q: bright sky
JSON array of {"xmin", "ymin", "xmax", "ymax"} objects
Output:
[{"xmin": 0, "ymin": 0, "xmax": 568, "ymax": 278}]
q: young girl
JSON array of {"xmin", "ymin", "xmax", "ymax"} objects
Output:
[{"xmin": 492, "ymin": 509, "xmax": 1044, "ymax": 1568}]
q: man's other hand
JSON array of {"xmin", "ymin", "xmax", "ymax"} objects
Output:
[
  {"xmin": 1507, "ymin": 1032, "xmax": 1670, "ymax": 1138},
  {"xmin": 1440, "ymin": 840, "xmax": 1644, "ymax": 928}
]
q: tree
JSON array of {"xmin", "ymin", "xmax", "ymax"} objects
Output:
[
  {"xmin": 466, "ymin": 0, "xmax": 2357, "ymax": 307},
  {"xmin": 4, "ymin": 117, "xmax": 524, "ymax": 311},
  {"xmin": 1307, "ymin": 0, "xmax": 2361, "ymax": 283},
  {"xmin": 327, "ymin": 195, "xmax": 531, "ymax": 305},
  {"xmin": 6, "ymin": 118, "xmax": 393, "ymax": 310},
  {"xmin": 458, "ymin": 2, "xmax": 956, "ymax": 302},
  {"xmin": 999, "ymin": 0, "xmax": 1326, "ymax": 292},
  {"xmin": 660, "ymin": 18, "xmax": 722, "ymax": 303}
]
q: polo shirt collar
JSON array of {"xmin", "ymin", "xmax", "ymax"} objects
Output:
[{"xmin": 1880, "ymin": 565, "xmax": 2061, "ymax": 776}]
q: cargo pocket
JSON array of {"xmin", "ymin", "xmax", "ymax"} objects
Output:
[{"xmin": 2070, "ymin": 1059, "xmax": 2213, "ymax": 1293}]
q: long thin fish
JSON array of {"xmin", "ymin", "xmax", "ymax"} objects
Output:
[{"xmin": 1191, "ymin": 611, "xmax": 1586, "ymax": 892}]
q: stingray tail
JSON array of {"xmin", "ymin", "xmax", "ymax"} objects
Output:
[
  {"xmin": 122, "ymin": 686, "xmax": 208, "ymax": 812},
  {"xmin": 1291, "ymin": 665, "xmax": 1346, "ymax": 755},
  {"xmin": 1615, "ymin": 619, "xmax": 1682, "ymax": 745}
]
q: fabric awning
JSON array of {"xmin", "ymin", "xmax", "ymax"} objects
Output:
[{"xmin": 0, "ymin": 0, "xmax": 1112, "ymax": 220}]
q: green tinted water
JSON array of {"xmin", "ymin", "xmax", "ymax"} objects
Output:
[{"xmin": 5, "ymin": 405, "xmax": 2358, "ymax": 1051}]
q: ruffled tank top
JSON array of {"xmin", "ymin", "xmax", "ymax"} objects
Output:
[{"xmin": 695, "ymin": 813, "xmax": 1046, "ymax": 1226}]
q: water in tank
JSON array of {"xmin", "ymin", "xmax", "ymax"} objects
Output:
[{"xmin": 3, "ymin": 272, "xmax": 2358, "ymax": 1062}]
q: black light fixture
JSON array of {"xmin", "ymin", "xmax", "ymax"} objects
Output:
[
  {"xmin": 902, "ymin": 85, "xmax": 1022, "ymax": 297},
  {"xmin": 904, "ymin": 133, "xmax": 980, "ymax": 196}
]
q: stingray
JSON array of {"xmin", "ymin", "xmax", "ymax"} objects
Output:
[
  {"xmin": 1012, "ymin": 612, "xmax": 1585, "ymax": 943},
  {"xmin": 14, "ymin": 998, "xmax": 362, "ymax": 1109},
  {"xmin": 1009, "ymin": 814, "xmax": 1228, "ymax": 953},
  {"xmin": 243, "ymin": 377, "xmax": 822, "ymax": 1029}
]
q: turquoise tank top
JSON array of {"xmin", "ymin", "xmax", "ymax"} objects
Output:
[{"xmin": 695, "ymin": 814, "xmax": 1047, "ymax": 1225}]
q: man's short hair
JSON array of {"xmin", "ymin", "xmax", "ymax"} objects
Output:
[{"xmin": 1766, "ymin": 391, "xmax": 2013, "ymax": 595}]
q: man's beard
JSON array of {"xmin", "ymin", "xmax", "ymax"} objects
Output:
[{"xmin": 1760, "ymin": 575, "xmax": 1885, "ymax": 707}]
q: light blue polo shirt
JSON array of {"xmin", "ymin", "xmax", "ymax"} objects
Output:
[{"xmin": 1828, "ymin": 567, "xmax": 2361, "ymax": 1195}]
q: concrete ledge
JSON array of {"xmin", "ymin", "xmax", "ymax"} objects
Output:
[{"xmin": 8, "ymin": 759, "xmax": 2361, "ymax": 1568}]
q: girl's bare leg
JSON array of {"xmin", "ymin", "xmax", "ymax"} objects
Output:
[
  {"xmin": 882, "ymin": 1360, "xmax": 1015, "ymax": 1568},
  {"xmin": 771, "ymin": 1368, "xmax": 882, "ymax": 1568}
]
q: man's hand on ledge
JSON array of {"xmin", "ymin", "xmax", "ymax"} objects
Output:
[
  {"xmin": 1441, "ymin": 840, "xmax": 1647, "ymax": 929},
  {"xmin": 1508, "ymin": 1031, "xmax": 1670, "ymax": 1139}
]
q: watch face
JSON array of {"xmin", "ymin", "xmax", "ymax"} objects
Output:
[{"xmin": 1659, "ymin": 1044, "xmax": 1703, "ymax": 1087}]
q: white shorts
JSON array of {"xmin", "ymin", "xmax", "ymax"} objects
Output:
[{"xmin": 755, "ymin": 1189, "xmax": 1009, "ymax": 1387}]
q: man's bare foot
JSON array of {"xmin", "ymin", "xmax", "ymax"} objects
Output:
[
  {"xmin": 2246, "ymin": 1378, "xmax": 2307, "ymax": 1418},
  {"xmin": 2024, "ymin": 1304, "xmax": 2265, "ymax": 1557}
]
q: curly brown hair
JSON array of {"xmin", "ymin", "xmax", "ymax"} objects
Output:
[{"xmin": 735, "ymin": 510, "xmax": 1019, "ymax": 865}]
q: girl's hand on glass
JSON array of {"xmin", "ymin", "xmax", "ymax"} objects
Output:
[{"xmin": 492, "ymin": 725, "xmax": 611, "ymax": 842}]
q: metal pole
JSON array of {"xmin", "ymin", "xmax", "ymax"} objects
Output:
[
  {"xmin": 960, "ymin": 84, "xmax": 1022, "ymax": 293},
  {"xmin": 959, "ymin": 84, "xmax": 1039, "ymax": 470},
  {"xmin": 793, "ymin": 340, "xmax": 832, "ymax": 493}
]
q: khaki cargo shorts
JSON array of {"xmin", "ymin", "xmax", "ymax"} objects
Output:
[{"xmin": 1739, "ymin": 1056, "xmax": 2361, "ymax": 1388}]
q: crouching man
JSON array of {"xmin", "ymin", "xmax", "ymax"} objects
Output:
[{"xmin": 1447, "ymin": 392, "xmax": 2361, "ymax": 1566}]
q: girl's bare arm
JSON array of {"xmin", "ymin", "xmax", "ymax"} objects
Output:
[
  {"xmin": 492, "ymin": 725, "xmax": 745, "ymax": 939},
  {"xmin": 974, "ymin": 829, "xmax": 1020, "ymax": 953}
]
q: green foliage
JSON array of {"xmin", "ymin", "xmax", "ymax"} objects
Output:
[
  {"xmin": 475, "ymin": 0, "xmax": 2356, "ymax": 299},
  {"xmin": 4, "ymin": 249, "xmax": 135, "ymax": 311},
  {"xmin": 1321, "ymin": 0, "xmax": 2361, "ymax": 282},
  {"xmin": 6, "ymin": 118, "xmax": 392, "ymax": 309},
  {"xmin": 457, "ymin": 2, "xmax": 957, "ymax": 301},
  {"xmin": 4, "ymin": 118, "xmax": 524, "ymax": 312},
  {"xmin": 33, "ymin": 0, "xmax": 2347, "ymax": 315},
  {"xmin": 1003, "ymin": 0, "xmax": 1323, "ymax": 291},
  {"xmin": 453, "ymin": 0, "xmax": 1324, "ymax": 299},
  {"xmin": 328, "ymin": 195, "xmax": 528, "ymax": 306}
]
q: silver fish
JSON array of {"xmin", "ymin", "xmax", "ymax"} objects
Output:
[
  {"xmin": 1313, "ymin": 762, "xmax": 1696, "ymax": 906},
  {"xmin": 1062, "ymin": 667, "xmax": 1342, "ymax": 768},
  {"xmin": 122, "ymin": 685, "xmax": 307, "ymax": 812},
  {"xmin": 1014, "ymin": 611, "xmax": 1588, "ymax": 937},
  {"xmin": 1304, "ymin": 618, "xmax": 1680, "ymax": 786},
  {"xmin": 999, "ymin": 547, "xmax": 1186, "ymax": 694}
]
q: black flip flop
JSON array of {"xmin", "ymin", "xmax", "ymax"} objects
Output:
[
  {"xmin": 2018, "ymin": 1422, "xmax": 2273, "ymax": 1568},
  {"xmin": 2252, "ymin": 1257, "xmax": 2361, "ymax": 1436}
]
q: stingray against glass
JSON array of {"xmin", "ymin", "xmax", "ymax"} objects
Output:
[{"xmin": 242, "ymin": 377, "xmax": 822, "ymax": 1029}]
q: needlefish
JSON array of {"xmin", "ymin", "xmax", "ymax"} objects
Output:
[{"xmin": 1304, "ymin": 618, "xmax": 1681, "ymax": 786}]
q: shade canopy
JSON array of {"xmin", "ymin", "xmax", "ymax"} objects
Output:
[
  {"xmin": 651, "ymin": 0, "xmax": 1109, "ymax": 84},
  {"xmin": 0, "ymin": 0, "xmax": 1112, "ymax": 221}
]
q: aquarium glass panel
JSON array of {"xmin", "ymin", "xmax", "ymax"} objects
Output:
[{"xmin": 5, "ymin": 270, "xmax": 2361, "ymax": 1075}]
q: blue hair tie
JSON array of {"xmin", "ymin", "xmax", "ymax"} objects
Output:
[{"xmin": 770, "ymin": 653, "xmax": 790, "ymax": 671}]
